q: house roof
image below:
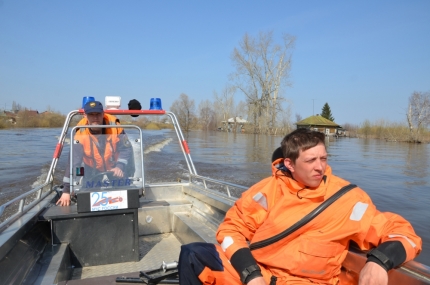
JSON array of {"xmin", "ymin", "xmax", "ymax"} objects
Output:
[
  {"xmin": 296, "ymin": 115, "xmax": 340, "ymax": 127},
  {"xmin": 226, "ymin": 117, "xmax": 247, "ymax": 123},
  {"xmin": 23, "ymin": 110, "xmax": 39, "ymax": 116},
  {"xmin": 4, "ymin": 111, "xmax": 17, "ymax": 118}
]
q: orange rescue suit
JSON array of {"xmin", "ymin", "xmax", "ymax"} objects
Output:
[
  {"xmin": 74, "ymin": 114, "xmax": 123, "ymax": 172},
  {"xmin": 216, "ymin": 160, "xmax": 422, "ymax": 284}
]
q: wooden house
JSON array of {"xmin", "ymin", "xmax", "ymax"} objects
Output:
[{"xmin": 296, "ymin": 114, "xmax": 341, "ymax": 136}]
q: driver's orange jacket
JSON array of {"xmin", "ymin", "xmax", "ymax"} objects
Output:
[
  {"xmin": 74, "ymin": 114, "xmax": 123, "ymax": 172},
  {"xmin": 216, "ymin": 160, "xmax": 422, "ymax": 284}
]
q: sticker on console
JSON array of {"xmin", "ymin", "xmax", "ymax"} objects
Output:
[{"xmin": 90, "ymin": 190, "xmax": 128, "ymax": 211}]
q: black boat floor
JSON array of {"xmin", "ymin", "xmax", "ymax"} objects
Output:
[{"xmin": 60, "ymin": 233, "xmax": 182, "ymax": 284}]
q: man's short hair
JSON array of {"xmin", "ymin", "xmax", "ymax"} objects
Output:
[{"xmin": 281, "ymin": 128, "xmax": 325, "ymax": 163}]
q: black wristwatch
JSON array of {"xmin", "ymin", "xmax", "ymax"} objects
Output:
[
  {"xmin": 240, "ymin": 264, "xmax": 261, "ymax": 284},
  {"xmin": 367, "ymin": 248, "xmax": 394, "ymax": 271}
]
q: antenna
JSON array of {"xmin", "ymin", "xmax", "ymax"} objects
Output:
[{"xmin": 312, "ymin": 99, "xmax": 315, "ymax": 116}]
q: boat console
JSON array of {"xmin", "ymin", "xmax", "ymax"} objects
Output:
[{"xmin": 41, "ymin": 124, "xmax": 145, "ymax": 267}]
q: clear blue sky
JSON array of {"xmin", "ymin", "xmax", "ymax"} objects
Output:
[{"xmin": 1, "ymin": 0, "xmax": 429, "ymax": 125}]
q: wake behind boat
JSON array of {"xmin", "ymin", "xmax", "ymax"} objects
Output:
[{"xmin": 0, "ymin": 97, "xmax": 429, "ymax": 285}]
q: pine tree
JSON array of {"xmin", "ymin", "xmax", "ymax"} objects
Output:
[{"xmin": 321, "ymin": 103, "xmax": 335, "ymax": 122}]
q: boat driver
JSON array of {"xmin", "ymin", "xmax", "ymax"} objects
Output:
[
  {"xmin": 178, "ymin": 128, "xmax": 422, "ymax": 285},
  {"xmin": 56, "ymin": 101, "xmax": 133, "ymax": 206}
]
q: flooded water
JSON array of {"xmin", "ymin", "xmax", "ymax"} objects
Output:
[{"xmin": 0, "ymin": 128, "xmax": 429, "ymax": 265}]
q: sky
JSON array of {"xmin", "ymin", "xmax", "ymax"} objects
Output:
[{"xmin": 0, "ymin": 0, "xmax": 429, "ymax": 125}]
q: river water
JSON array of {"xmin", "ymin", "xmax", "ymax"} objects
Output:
[{"xmin": 0, "ymin": 128, "xmax": 429, "ymax": 265}]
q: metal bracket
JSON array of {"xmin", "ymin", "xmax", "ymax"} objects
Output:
[{"xmin": 116, "ymin": 261, "xmax": 179, "ymax": 284}]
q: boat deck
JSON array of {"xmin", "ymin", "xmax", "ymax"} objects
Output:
[{"xmin": 63, "ymin": 233, "xmax": 182, "ymax": 284}]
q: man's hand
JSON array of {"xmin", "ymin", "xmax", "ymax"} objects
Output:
[
  {"xmin": 110, "ymin": 167, "xmax": 124, "ymax": 178},
  {"xmin": 247, "ymin": 277, "xmax": 267, "ymax": 285},
  {"xmin": 359, "ymin": 262, "xmax": 388, "ymax": 285},
  {"xmin": 56, "ymin": 193, "xmax": 71, "ymax": 206}
]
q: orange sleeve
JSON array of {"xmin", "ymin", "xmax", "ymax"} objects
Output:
[
  {"xmin": 216, "ymin": 178, "xmax": 273, "ymax": 260},
  {"xmin": 364, "ymin": 210, "xmax": 422, "ymax": 262},
  {"xmin": 351, "ymin": 190, "xmax": 422, "ymax": 262}
]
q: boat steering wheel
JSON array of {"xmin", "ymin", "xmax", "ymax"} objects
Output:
[{"xmin": 89, "ymin": 171, "xmax": 115, "ymax": 183}]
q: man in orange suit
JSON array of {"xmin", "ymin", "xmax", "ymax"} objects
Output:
[{"xmin": 178, "ymin": 128, "xmax": 422, "ymax": 285}]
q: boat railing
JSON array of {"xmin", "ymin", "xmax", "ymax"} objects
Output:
[
  {"xmin": 0, "ymin": 110, "xmax": 80, "ymax": 232},
  {"xmin": 188, "ymin": 173, "xmax": 247, "ymax": 198},
  {"xmin": 0, "ymin": 180, "xmax": 54, "ymax": 233},
  {"xmin": 345, "ymin": 245, "xmax": 430, "ymax": 284}
]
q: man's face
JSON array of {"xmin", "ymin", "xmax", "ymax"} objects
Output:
[
  {"xmin": 284, "ymin": 143, "xmax": 327, "ymax": 188},
  {"xmin": 85, "ymin": 112, "xmax": 104, "ymax": 129}
]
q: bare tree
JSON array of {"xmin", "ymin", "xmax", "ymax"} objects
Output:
[
  {"xmin": 277, "ymin": 103, "xmax": 293, "ymax": 135},
  {"xmin": 295, "ymin": 113, "xmax": 302, "ymax": 123},
  {"xmin": 198, "ymin": 99, "xmax": 216, "ymax": 131},
  {"xmin": 230, "ymin": 31, "xmax": 295, "ymax": 134},
  {"xmin": 343, "ymin": 123, "xmax": 358, "ymax": 137},
  {"xmin": 406, "ymin": 91, "xmax": 430, "ymax": 143},
  {"xmin": 229, "ymin": 100, "xmax": 248, "ymax": 133},
  {"xmin": 170, "ymin": 93, "xmax": 196, "ymax": 133},
  {"xmin": 12, "ymin": 101, "xmax": 22, "ymax": 112},
  {"xmin": 214, "ymin": 86, "xmax": 235, "ymax": 132},
  {"xmin": 235, "ymin": 100, "xmax": 248, "ymax": 118}
]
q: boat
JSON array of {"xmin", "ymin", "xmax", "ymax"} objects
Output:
[{"xmin": 0, "ymin": 97, "xmax": 429, "ymax": 285}]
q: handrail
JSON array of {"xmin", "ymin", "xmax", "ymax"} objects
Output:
[
  {"xmin": 0, "ymin": 111, "xmax": 78, "ymax": 226},
  {"xmin": 166, "ymin": 112, "xmax": 197, "ymax": 175},
  {"xmin": 343, "ymin": 245, "xmax": 430, "ymax": 284},
  {"xmin": 0, "ymin": 110, "xmax": 81, "ymax": 229},
  {"xmin": 189, "ymin": 173, "xmax": 248, "ymax": 198},
  {"xmin": 401, "ymin": 260, "xmax": 430, "ymax": 283},
  {"xmin": 0, "ymin": 181, "xmax": 53, "ymax": 233}
]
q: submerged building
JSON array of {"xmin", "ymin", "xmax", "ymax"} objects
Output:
[{"xmin": 296, "ymin": 114, "xmax": 341, "ymax": 136}]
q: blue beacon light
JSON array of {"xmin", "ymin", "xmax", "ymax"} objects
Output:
[
  {"xmin": 149, "ymin": 98, "xmax": 163, "ymax": 110},
  {"xmin": 82, "ymin": 96, "xmax": 95, "ymax": 108}
]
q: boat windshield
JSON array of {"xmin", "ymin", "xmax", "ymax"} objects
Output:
[{"xmin": 70, "ymin": 125, "xmax": 143, "ymax": 193}]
